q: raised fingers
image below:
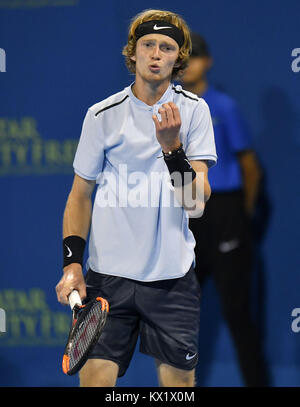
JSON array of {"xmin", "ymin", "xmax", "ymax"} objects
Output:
[
  {"xmin": 152, "ymin": 114, "xmax": 161, "ymax": 131},
  {"xmin": 158, "ymin": 106, "xmax": 168, "ymax": 127},
  {"xmin": 153, "ymin": 102, "xmax": 181, "ymax": 130},
  {"xmin": 169, "ymin": 102, "xmax": 181, "ymax": 125},
  {"xmin": 160, "ymin": 103, "xmax": 175, "ymax": 126}
]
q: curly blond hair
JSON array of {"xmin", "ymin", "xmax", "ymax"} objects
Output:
[{"xmin": 122, "ymin": 9, "xmax": 192, "ymax": 80}]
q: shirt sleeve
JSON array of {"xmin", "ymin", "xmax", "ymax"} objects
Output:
[
  {"xmin": 185, "ymin": 99, "xmax": 217, "ymax": 168},
  {"xmin": 223, "ymin": 99, "xmax": 252, "ymax": 153},
  {"xmin": 73, "ymin": 108, "xmax": 105, "ymax": 180}
]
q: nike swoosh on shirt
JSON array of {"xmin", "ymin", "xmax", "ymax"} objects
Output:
[
  {"xmin": 218, "ymin": 239, "xmax": 240, "ymax": 253},
  {"xmin": 153, "ymin": 24, "xmax": 172, "ymax": 30},
  {"xmin": 65, "ymin": 244, "xmax": 72, "ymax": 257},
  {"xmin": 186, "ymin": 353, "xmax": 197, "ymax": 360}
]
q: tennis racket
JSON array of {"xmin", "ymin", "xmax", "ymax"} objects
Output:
[{"xmin": 62, "ymin": 289, "xmax": 109, "ymax": 375}]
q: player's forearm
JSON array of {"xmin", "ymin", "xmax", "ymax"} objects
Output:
[
  {"xmin": 192, "ymin": 172, "xmax": 211, "ymax": 203},
  {"xmin": 174, "ymin": 173, "xmax": 211, "ymax": 218},
  {"xmin": 63, "ymin": 193, "xmax": 92, "ymax": 240}
]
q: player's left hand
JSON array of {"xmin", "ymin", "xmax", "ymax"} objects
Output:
[{"xmin": 152, "ymin": 102, "xmax": 182, "ymax": 153}]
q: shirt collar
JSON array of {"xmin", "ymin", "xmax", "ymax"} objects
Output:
[{"xmin": 128, "ymin": 81, "xmax": 174, "ymax": 110}]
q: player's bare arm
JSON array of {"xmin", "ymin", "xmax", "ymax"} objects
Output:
[
  {"xmin": 56, "ymin": 174, "xmax": 96, "ymax": 305},
  {"xmin": 153, "ymin": 101, "xmax": 211, "ymax": 217}
]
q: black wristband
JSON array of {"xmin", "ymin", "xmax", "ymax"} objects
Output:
[
  {"xmin": 63, "ymin": 235, "xmax": 86, "ymax": 268},
  {"xmin": 163, "ymin": 145, "xmax": 197, "ymax": 187}
]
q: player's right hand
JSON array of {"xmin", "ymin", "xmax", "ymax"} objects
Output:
[{"xmin": 55, "ymin": 263, "xmax": 87, "ymax": 305}]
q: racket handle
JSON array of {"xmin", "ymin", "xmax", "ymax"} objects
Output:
[{"xmin": 68, "ymin": 290, "xmax": 82, "ymax": 310}]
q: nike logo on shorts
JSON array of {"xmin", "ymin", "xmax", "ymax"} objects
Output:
[{"xmin": 186, "ymin": 352, "xmax": 197, "ymax": 360}]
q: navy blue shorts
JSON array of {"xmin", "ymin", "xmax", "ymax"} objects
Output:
[{"xmin": 83, "ymin": 264, "xmax": 201, "ymax": 377}]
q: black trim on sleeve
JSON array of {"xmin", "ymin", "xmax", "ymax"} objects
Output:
[
  {"xmin": 172, "ymin": 87, "xmax": 199, "ymax": 102},
  {"xmin": 95, "ymin": 95, "xmax": 129, "ymax": 116}
]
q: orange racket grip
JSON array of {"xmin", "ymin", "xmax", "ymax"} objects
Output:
[
  {"xmin": 62, "ymin": 355, "xmax": 70, "ymax": 374},
  {"xmin": 96, "ymin": 297, "xmax": 109, "ymax": 312}
]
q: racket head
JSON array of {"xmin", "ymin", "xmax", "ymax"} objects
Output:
[{"xmin": 62, "ymin": 296, "xmax": 109, "ymax": 376}]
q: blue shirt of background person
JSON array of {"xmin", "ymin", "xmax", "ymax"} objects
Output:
[{"xmin": 202, "ymin": 85, "xmax": 252, "ymax": 191}]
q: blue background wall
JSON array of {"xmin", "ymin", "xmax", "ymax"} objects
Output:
[{"xmin": 0, "ymin": 0, "xmax": 300, "ymax": 386}]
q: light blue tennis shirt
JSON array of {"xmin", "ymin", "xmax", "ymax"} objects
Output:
[{"xmin": 73, "ymin": 82, "xmax": 217, "ymax": 281}]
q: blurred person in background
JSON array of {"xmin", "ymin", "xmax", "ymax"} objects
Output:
[{"xmin": 180, "ymin": 33, "xmax": 270, "ymax": 387}]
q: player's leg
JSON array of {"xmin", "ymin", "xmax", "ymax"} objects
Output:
[
  {"xmin": 155, "ymin": 359, "xmax": 195, "ymax": 387},
  {"xmin": 79, "ymin": 359, "xmax": 119, "ymax": 387},
  {"xmin": 79, "ymin": 269, "xmax": 140, "ymax": 387},
  {"xmin": 137, "ymin": 265, "xmax": 201, "ymax": 388}
]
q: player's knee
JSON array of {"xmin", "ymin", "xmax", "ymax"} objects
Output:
[
  {"xmin": 168, "ymin": 370, "xmax": 195, "ymax": 387},
  {"xmin": 79, "ymin": 359, "xmax": 119, "ymax": 387},
  {"xmin": 176, "ymin": 370, "xmax": 195, "ymax": 387},
  {"xmin": 158, "ymin": 362, "xmax": 195, "ymax": 387}
]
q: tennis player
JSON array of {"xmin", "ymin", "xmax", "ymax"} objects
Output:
[{"xmin": 56, "ymin": 9, "xmax": 217, "ymax": 387}]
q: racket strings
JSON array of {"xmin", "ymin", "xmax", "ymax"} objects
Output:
[{"xmin": 69, "ymin": 304, "xmax": 106, "ymax": 369}]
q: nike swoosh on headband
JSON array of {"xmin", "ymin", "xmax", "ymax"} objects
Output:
[{"xmin": 153, "ymin": 24, "xmax": 172, "ymax": 30}]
